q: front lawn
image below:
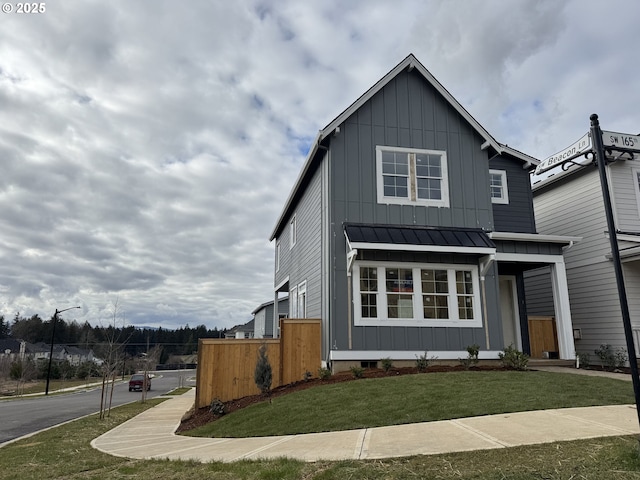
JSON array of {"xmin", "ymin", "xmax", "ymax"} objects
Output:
[{"xmin": 185, "ymin": 370, "xmax": 635, "ymax": 438}]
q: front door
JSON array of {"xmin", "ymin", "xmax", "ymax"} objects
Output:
[{"xmin": 499, "ymin": 276, "xmax": 521, "ymax": 350}]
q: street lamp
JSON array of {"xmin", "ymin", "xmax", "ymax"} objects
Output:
[{"xmin": 45, "ymin": 306, "xmax": 81, "ymax": 396}]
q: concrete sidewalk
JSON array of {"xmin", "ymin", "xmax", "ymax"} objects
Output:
[{"xmin": 92, "ymin": 386, "xmax": 640, "ymax": 463}]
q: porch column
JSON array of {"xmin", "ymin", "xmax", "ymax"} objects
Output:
[{"xmin": 550, "ymin": 260, "xmax": 575, "ymax": 359}]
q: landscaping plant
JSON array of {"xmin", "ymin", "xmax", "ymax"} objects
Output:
[
  {"xmin": 254, "ymin": 343, "xmax": 273, "ymax": 394},
  {"xmin": 499, "ymin": 345, "xmax": 529, "ymax": 370}
]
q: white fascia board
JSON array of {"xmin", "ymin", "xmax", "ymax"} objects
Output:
[
  {"xmin": 274, "ymin": 276, "xmax": 290, "ymax": 292},
  {"xmin": 489, "ymin": 232, "xmax": 582, "ymax": 244},
  {"xmin": 495, "ymin": 252, "xmax": 565, "ymax": 264},
  {"xmin": 269, "ymin": 132, "xmax": 323, "ymax": 241},
  {"xmin": 330, "ymin": 350, "xmax": 501, "ymax": 361},
  {"xmin": 348, "ymin": 241, "xmax": 495, "ymax": 255}
]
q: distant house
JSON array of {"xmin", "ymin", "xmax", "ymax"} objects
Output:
[
  {"xmin": 252, "ymin": 296, "xmax": 289, "ymax": 339},
  {"xmin": 269, "ymin": 54, "xmax": 578, "ymax": 372},
  {"xmin": 0, "ymin": 338, "xmax": 27, "ymax": 361},
  {"xmin": 224, "ymin": 320, "xmax": 255, "ymax": 339},
  {"xmin": 15, "ymin": 342, "xmax": 96, "ymax": 366},
  {"xmin": 528, "ymin": 145, "xmax": 640, "ymax": 362}
]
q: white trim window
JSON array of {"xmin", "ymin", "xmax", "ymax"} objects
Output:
[
  {"xmin": 289, "ymin": 285, "xmax": 297, "ymax": 318},
  {"xmin": 353, "ymin": 261, "xmax": 482, "ymax": 327},
  {"xmin": 634, "ymin": 168, "xmax": 640, "ymax": 217},
  {"xmin": 276, "ymin": 241, "xmax": 281, "ymax": 272},
  {"xmin": 297, "ymin": 281, "xmax": 307, "ymax": 318},
  {"xmin": 289, "ymin": 214, "xmax": 297, "ymax": 248},
  {"xmin": 376, "ymin": 146, "xmax": 449, "ymax": 208},
  {"xmin": 489, "ymin": 170, "xmax": 509, "ymax": 204},
  {"xmin": 289, "ymin": 282, "xmax": 307, "ymax": 318}
]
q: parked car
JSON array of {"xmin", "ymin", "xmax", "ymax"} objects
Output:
[{"xmin": 128, "ymin": 373, "xmax": 151, "ymax": 392}]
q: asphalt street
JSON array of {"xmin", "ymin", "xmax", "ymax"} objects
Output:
[{"xmin": 0, "ymin": 369, "xmax": 196, "ymax": 445}]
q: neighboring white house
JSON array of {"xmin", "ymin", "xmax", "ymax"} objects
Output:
[
  {"xmin": 252, "ymin": 296, "xmax": 289, "ymax": 339},
  {"xmin": 527, "ymin": 145, "xmax": 640, "ymax": 363}
]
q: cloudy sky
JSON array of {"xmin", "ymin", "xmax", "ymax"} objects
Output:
[{"xmin": 2, "ymin": 0, "xmax": 639, "ymax": 331}]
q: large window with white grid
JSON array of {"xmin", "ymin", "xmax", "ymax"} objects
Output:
[{"xmin": 353, "ymin": 261, "xmax": 482, "ymax": 327}]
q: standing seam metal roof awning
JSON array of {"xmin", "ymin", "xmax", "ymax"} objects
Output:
[{"xmin": 344, "ymin": 224, "xmax": 496, "ymax": 255}]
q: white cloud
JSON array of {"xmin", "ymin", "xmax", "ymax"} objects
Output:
[{"xmin": 1, "ymin": 0, "xmax": 639, "ymax": 330}]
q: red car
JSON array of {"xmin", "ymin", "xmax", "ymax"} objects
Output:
[{"xmin": 128, "ymin": 373, "xmax": 151, "ymax": 391}]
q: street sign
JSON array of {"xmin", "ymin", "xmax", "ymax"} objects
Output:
[
  {"xmin": 601, "ymin": 131, "xmax": 640, "ymax": 152},
  {"xmin": 534, "ymin": 132, "xmax": 592, "ymax": 175}
]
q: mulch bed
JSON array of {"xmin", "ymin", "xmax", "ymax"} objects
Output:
[{"xmin": 176, "ymin": 364, "xmax": 504, "ymax": 433}]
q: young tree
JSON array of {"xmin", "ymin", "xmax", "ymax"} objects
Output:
[{"xmin": 254, "ymin": 343, "xmax": 272, "ymax": 395}]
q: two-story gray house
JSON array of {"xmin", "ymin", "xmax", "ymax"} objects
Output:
[{"xmin": 270, "ymin": 54, "xmax": 578, "ymax": 372}]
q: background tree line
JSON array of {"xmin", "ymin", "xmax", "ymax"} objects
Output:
[{"xmin": 0, "ymin": 313, "xmax": 226, "ymax": 364}]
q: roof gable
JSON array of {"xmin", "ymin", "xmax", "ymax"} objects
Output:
[{"xmin": 270, "ymin": 54, "xmax": 538, "ymax": 240}]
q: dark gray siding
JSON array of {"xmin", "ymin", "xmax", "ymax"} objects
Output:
[
  {"xmin": 326, "ymin": 69, "xmax": 503, "ymax": 354},
  {"xmin": 274, "ymin": 163, "xmax": 323, "ymax": 319},
  {"xmin": 490, "ymin": 156, "xmax": 536, "ymax": 233}
]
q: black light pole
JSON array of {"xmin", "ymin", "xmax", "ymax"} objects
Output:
[
  {"xmin": 45, "ymin": 306, "xmax": 81, "ymax": 396},
  {"xmin": 590, "ymin": 114, "xmax": 640, "ymax": 428}
]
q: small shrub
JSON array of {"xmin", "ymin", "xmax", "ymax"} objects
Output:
[
  {"xmin": 302, "ymin": 370, "xmax": 313, "ymax": 382},
  {"xmin": 380, "ymin": 357, "xmax": 393, "ymax": 373},
  {"xmin": 350, "ymin": 366, "xmax": 364, "ymax": 379},
  {"xmin": 499, "ymin": 345, "xmax": 529, "ymax": 370},
  {"xmin": 415, "ymin": 351, "xmax": 434, "ymax": 372},
  {"xmin": 577, "ymin": 352, "xmax": 591, "ymax": 369},
  {"xmin": 459, "ymin": 344, "xmax": 480, "ymax": 370},
  {"xmin": 614, "ymin": 348, "xmax": 628, "ymax": 369},
  {"xmin": 594, "ymin": 344, "xmax": 627, "ymax": 370},
  {"xmin": 318, "ymin": 367, "xmax": 332, "ymax": 380},
  {"xmin": 209, "ymin": 398, "xmax": 225, "ymax": 416},
  {"xmin": 254, "ymin": 343, "xmax": 273, "ymax": 394}
]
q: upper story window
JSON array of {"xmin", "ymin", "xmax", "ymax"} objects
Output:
[
  {"xmin": 276, "ymin": 241, "xmax": 281, "ymax": 272},
  {"xmin": 489, "ymin": 170, "xmax": 509, "ymax": 204},
  {"xmin": 376, "ymin": 146, "xmax": 449, "ymax": 208},
  {"xmin": 289, "ymin": 214, "xmax": 297, "ymax": 248}
]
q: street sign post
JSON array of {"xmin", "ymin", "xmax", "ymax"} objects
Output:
[{"xmin": 590, "ymin": 115, "xmax": 640, "ymax": 432}]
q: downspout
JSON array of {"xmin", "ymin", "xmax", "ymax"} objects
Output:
[{"xmin": 479, "ymin": 254, "xmax": 496, "ymax": 350}]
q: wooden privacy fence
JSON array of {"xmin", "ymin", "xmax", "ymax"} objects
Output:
[{"xmin": 196, "ymin": 319, "xmax": 321, "ymax": 409}]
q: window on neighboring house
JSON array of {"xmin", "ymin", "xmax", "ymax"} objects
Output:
[
  {"xmin": 634, "ymin": 168, "xmax": 640, "ymax": 217},
  {"xmin": 289, "ymin": 215, "xmax": 297, "ymax": 248},
  {"xmin": 353, "ymin": 261, "xmax": 482, "ymax": 327},
  {"xmin": 489, "ymin": 170, "xmax": 509, "ymax": 204},
  {"xmin": 297, "ymin": 281, "xmax": 307, "ymax": 318},
  {"xmin": 376, "ymin": 146, "xmax": 449, "ymax": 207},
  {"xmin": 289, "ymin": 281, "xmax": 307, "ymax": 318},
  {"xmin": 289, "ymin": 285, "xmax": 298, "ymax": 318}
]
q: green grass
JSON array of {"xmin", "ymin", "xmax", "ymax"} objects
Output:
[
  {"xmin": 167, "ymin": 387, "xmax": 192, "ymax": 395},
  {"xmin": 1, "ymin": 377, "xmax": 105, "ymax": 397},
  {"xmin": 1, "ymin": 393, "xmax": 640, "ymax": 479},
  {"xmin": 0, "ymin": 378, "xmax": 640, "ymax": 480},
  {"xmin": 186, "ymin": 371, "xmax": 635, "ymax": 438}
]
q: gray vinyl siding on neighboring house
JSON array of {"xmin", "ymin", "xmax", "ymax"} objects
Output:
[
  {"xmin": 532, "ymin": 166, "xmax": 626, "ymax": 358},
  {"xmin": 325, "ymin": 69, "xmax": 499, "ymax": 353},
  {"xmin": 490, "ymin": 156, "xmax": 536, "ymax": 233},
  {"xmin": 609, "ymin": 160, "xmax": 640, "ymax": 232}
]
